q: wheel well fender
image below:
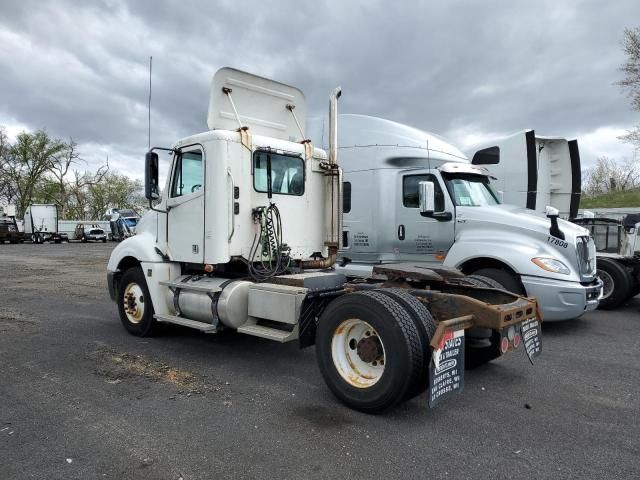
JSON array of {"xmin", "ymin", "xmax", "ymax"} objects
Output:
[{"xmin": 458, "ymin": 257, "xmax": 519, "ymax": 278}]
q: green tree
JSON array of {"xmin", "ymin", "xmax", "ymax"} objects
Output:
[
  {"xmin": 618, "ymin": 27, "xmax": 640, "ymax": 149},
  {"xmin": 87, "ymin": 173, "xmax": 143, "ymax": 219},
  {"xmin": 0, "ymin": 130, "xmax": 66, "ymax": 217}
]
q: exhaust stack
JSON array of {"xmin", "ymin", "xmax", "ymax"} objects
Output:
[{"xmin": 301, "ymin": 86, "xmax": 342, "ymax": 269}]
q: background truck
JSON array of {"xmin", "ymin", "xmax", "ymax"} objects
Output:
[
  {"xmin": 470, "ymin": 130, "xmax": 637, "ymax": 309},
  {"xmin": 308, "ymin": 115, "xmax": 600, "ymax": 321},
  {"xmin": 72, "ymin": 223, "xmax": 108, "ymax": 242},
  {"xmin": 104, "ymin": 208, "xmax": 139, "ymax": 241},
  {"xmin": 0, "ymin": 206, "xmax": 23, "ymax": 244},
  {"xmin": 106, "ymin": 67, "xmax": 542, "ymax": 413},
  {"xmin": 24, "ymin": 204, "xmax": 68, "ymax": 244}
]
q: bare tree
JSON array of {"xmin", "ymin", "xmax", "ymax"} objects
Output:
[
  {"xmin": 65, "ymin": 163, "xmax": 110, "ymax": 219},
  {"xmin": 618, "ymin": 27, "xmax": 640, "ymax": 149},
  {"xmin": 46, "ymin": 139, "xmax": 81, "ymax": 218}
]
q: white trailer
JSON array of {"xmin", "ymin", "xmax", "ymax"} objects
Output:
[{"xmin": 24, "ymin": 204, "xmax": 68, "ymax": 244}]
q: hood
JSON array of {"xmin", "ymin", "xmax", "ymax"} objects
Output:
[{"xmin": 457, "ymin": 203, "xmax": 589, "ymax": 239}]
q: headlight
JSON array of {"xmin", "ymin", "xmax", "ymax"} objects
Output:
[{"xmin": 531, "ymin": 257, "xmax": 570, "ymax": 275}]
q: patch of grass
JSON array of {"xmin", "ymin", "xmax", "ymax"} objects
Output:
[{"xmin": 580, "ymin": 189, "xmax": 640, "ymax": 208}]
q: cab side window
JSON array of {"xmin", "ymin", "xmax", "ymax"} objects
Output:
[
  {"xmin": 403, "ymin": 174, "xmax": 445, "ymax": 211},
  {"xmin": 171, "ymin": 150, "xmax": 203, "ymax": 198}
]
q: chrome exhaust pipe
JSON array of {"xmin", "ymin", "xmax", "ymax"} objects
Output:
[{"xmin": 301, "ymin": 86, "xmax": 342, "ymax": 270}]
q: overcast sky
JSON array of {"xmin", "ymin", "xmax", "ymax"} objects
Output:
[{"xmin": 1, "ymin": 0, "xmax": 638, "ymax": 179}]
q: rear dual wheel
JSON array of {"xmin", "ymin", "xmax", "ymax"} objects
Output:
[{"xmin": 316, "ymin": 289, "xmax": 435, "ymax": 413}]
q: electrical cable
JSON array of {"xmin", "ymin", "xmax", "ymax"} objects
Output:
[{"xmin": 246, "ymin": 203, "xmax": 291, "ymax": 281}]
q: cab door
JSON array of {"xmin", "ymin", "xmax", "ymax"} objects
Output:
[
  {"xmin": 167, "ymin": 146, "xmax": 205, "ymax": 263},
  {"xmin": 395, "ymin": 172, "xmax": 455, "ymax": 262}
]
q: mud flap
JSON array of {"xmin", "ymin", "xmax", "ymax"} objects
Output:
[
  {"xmin": 521, "ymin": 318, "xmax": 542, "ymax": 364},
  {"xmin": 428, "ymin": 329, "xmax": 465, "ymax": 407}
]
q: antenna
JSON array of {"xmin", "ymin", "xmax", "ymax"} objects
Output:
[{"xmin": 148, "ymin": 56, "xmax": 152, "ymax": 150}]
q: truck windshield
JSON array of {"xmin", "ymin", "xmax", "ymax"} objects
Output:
[{"xmin": 443, "ymin": 174, "xmax": 500, "ymax": 207}]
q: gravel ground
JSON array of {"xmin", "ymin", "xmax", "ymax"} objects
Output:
[{"xmin": 0, "ymin": 242, "xmax": 638, "ymax": 480}]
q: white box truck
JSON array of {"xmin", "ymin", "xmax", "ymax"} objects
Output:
[
  {"xmin": 24, "ymin": 204, "xmax": 68, "ymax": 244},
  {"xmin": 106, "ymin": 68, "xmax": 542, "ymax": 413}
]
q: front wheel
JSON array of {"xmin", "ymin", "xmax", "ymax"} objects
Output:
[
  {"xmin": 596, "ymin": 258, "xmax": 632, "ymax": 310},
  {"xmin": 117, "ymin": 267, "xmax": 157, "ymax": 336},
  {"xmin": 315, "ymin": 290, "xmax": 423, "ymax": 414}
]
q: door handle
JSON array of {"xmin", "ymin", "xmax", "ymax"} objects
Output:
[
  {"xmin": 227, "ymin": 168, "xmax": 235, "ymax": 242},
  {"xmin": 398, "ymin": 224, "xmax": 405, "ymax": 240}
]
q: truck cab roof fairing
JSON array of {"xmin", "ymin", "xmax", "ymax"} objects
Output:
[{"xmin": 309, "ymin": 114, "xmax": 468, "ymax": 172}]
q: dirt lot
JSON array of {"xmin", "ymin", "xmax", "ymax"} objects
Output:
[{"xmin": 1, "ymin": 243, "xmax": 639, "ymax": 479}]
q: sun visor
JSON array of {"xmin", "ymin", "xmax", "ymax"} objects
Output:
[{"xmin": 207, "ymin": 67, "xmax": 307, "ymax": 142}]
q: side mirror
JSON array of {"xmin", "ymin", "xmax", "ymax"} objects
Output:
[
  {"xmin": 145, "ymin": 151, "xmax": 160, "ymax": 200},
  {"xmin": 471, "ymin": 146, "xmax": 500, "ymax": 165},
  {"xmin": 497, "ymin": 190, "xmax": 504, "ymax": 203},
  {"xmin": 418, "ymin": 181, "xmax": 435, "ymax": 215}
]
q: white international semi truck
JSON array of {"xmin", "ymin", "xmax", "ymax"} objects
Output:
[
  {"xmin": 471, "ymin": 130, "xmax": 640, "ymax": 309},
  {"xmin": 308, "ymin": 116, "xmax": 601, "ymax": 321},
  {"xmin": 106, "ymin": 68, "xmax": 543, "ymax": 413}
]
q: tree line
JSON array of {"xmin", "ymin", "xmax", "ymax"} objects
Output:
[
  {"xmin": 583, "ymin": 27, "xmax": 640, "ymax": 196},
  {"xmin": 0, "ymin": 128, "xmax": 143, "ymax": 219}
]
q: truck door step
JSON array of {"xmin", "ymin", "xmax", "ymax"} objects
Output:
[
  {"xmin": 154, "ymin": 314, "xmax": 218, "ymax": 333},
  {"xmin": 159, "ymin": 280, "xmax": 222, "ymax": 293},
  {"xmin": 237, "ymin": 324, "xmax": 297, "ymax": 342}
]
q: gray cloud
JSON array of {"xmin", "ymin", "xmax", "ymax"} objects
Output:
[{"xmin": 0, "ymin": 0, "xmax": 638, "ymax": 176}]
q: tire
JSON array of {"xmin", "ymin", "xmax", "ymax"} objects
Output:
[
  {"xmin": 102, "ymin": 238, "xmax": 107, "ymax": 243},
  {"xmin": 117, "ymin": 267, "xmax": 157, "ymax": 336},
  {"xmin": 471, "ymin": 268, "xmax": 525, "ymax": 295},
  {"xmin": 467, "ymin": 274, "xmax": 504, "ymax": 290},
  {"xmin": 81, "ymin": 236, "xmax": 87, "ymax": 243},
  {"xmin": 464, "ymin": 273, "xmax": 508, "ymax": 368},
  {"xmin": 315, "ymin": 290, "xmax": 423, "ymax": 413},
  {"xmin": 597, "ymin": 257, "xmax": 632, "ymax": 310},
  {"xmin": 375, "ymin": 288, "xmax": 436, "ymax": 399}
]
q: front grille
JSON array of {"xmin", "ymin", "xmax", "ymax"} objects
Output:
[{"xmin": 576, "ymin": 235, "xmax": 596, "ymax": 278}]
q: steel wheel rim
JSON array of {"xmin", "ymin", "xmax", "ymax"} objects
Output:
[
  {"xmin": 123, "ymin": 282, "xmax": 145, "ymax": 324},
  {"xmin": 331, "ymin": 318, "xmax": 386, "ymax": 388},
  {"xmin": 597, "ymin": 269, "xmax": 614, "ymax": 300}
]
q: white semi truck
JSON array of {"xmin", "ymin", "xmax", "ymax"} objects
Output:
[
  {"xmin": 308, "ymin": 116, "xmax": 601, "ymax": 321},
  {"xmin": 106, "ymin": 68, "xmax": 542, "ymax": 413},
  {"xmin": 471, "ymin": 130, "xmax": 639, "ymax": 309}
]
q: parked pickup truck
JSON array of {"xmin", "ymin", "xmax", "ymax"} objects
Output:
[{"xmin": 74, "ymin": 223, "xmax": 108, "ymax": 243}]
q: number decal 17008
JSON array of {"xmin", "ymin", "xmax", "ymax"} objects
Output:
[{"xmin": 547, "ymin": 236, "xmax": 568, "ymax": 248}]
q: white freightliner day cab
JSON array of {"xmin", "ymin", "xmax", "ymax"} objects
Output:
[
  {"xmin": 107, "ymin": 68, "xmax": 543, "ymax": 413},
  {"xmin": 310, "ymin": 116, "xmax": 602, "ymax": 322}
]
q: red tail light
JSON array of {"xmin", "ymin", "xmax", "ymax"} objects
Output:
[
  {"xmin": 500, "ymin": 337, "xmax": 509, "ymax": 354},
  {"xmin": 513, "ymin": 333, "xmax": 521, "ymax": 349}
]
